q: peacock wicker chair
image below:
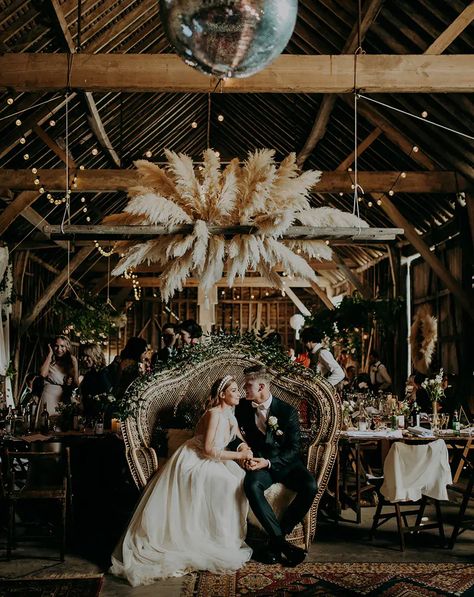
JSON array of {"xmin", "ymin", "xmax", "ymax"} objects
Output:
[{"xmin": 120, "ymin": 341, "xmax": 341, "ymax": 549}]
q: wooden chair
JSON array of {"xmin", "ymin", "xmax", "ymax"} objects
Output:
[
  {"xmin": 4, "ymin": 444, "xmax": 71, "ymax": 561},
  {"xmin": 370, "ymin": 440, "xmax": 450, "ymax": 551},
  {"xmin": 448, "ymin": 452, "xmax": 474, "ymax": 548},
  {"xmin": 121, "ymin": 348, "xmax": 341, "ymax": 549}
]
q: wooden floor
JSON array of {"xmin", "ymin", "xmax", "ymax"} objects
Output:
[{"xmin": 0, "ymin": 497, "xmax": 472, "ymax": 596}]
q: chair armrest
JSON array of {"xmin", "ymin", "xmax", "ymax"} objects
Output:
[{"xmin": 125, "ymin": 446, "xmax": 158, "ymax": 489}]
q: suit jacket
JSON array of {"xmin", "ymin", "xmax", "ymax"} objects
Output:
[{"xmin": 234, "ymin": 397, "xmax": 301, "ymax": 476}]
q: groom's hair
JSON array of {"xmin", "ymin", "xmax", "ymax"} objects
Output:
[{"xmin": 243, "ymin": 365, "xmax": 271, "ymax": 385}]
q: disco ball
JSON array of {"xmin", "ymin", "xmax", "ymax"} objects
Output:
[{"xmin": 159, "ymin": 0, "xmax": 298, "ymax": 78}]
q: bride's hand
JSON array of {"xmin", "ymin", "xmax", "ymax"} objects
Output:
[{"xmin": 239, "ymin": 447, "xmax": 253, "ymax": 460}]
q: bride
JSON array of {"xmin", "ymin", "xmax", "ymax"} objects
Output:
[{"xmin": 110, "ymin": 375, "xmax": 253, "ymax": 586}]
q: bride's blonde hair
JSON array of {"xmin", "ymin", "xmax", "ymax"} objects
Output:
[{"xmin": 206, "ymin": 375, "xmax": 236, "ymax": 410}]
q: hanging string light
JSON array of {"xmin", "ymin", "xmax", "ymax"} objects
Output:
[{"xmin": 94, "ymin": 240, "xmax": 116, "ymax": 257}]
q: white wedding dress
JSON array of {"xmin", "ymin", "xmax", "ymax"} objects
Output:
[{"xmin": 110, "ymin": 408, "xmax": 252, "ymax": 586}]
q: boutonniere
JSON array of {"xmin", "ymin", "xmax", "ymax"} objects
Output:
[{"xmin": 268, "ymin": 416, "xmax": 284, "ymax": 436}]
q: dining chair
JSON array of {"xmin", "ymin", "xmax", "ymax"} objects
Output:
[
  {"xmin": 3, "ymin": 443, "xmax": 71, "ymax": 561},
  {"xmin": 448, "ymin": 452, "xmax": 474, "ymax": 548},
  {"xmin": 370, "ymin": 439, "xmax": 452, "ymax": 551}
]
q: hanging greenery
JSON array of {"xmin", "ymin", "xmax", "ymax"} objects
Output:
[
  {"xmin": 305, "ymin": 295, "xmax": 405, "ymax": 360},
  {"xmin": 53, "ymin": 294, "xmax": 123, "ymax": 343}
]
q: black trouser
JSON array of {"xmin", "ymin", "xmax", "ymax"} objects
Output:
[{"xmin": 244, "ymin": 461, "xmax": 317, "ymax": 540}]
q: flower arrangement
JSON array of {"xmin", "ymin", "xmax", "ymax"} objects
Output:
[
  {"xmin": 421, "ymin": 368, "xmax": 445, "ymax": 402},
  {"xmin": 267, "ymin": 415, "xmax": 283, "ymax": 436},
  {"xmin": 93, "ymin": 392, "xmax": 117, "ymax": 415}
]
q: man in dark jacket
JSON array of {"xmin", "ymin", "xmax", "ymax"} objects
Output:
[{"xmin": 232, "ymin": 365, "xmax": 317, "ymax": 566}]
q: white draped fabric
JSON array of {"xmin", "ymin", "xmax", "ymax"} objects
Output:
[
  {"xmin": 110, "ymin": 408, "xmax": 251, "ymax": 586},
  {"xmin": 381, "ymin": 439, "xmax": 452, "ymax": 503}
]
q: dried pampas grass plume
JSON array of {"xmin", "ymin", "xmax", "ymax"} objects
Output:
[
  {"xmin": 410, "ymin": 305, "xmax": 438, "ymax": 374},
  {"xmin": 106, "ymin": 149, "xmax": 368, "ymax": 301}
]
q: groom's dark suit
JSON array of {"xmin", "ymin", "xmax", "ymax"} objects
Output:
[{"xmin": 233, "ymin": 396, "xmax": 317, "ymax": 541}]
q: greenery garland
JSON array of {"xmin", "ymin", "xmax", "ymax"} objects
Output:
[{"xmin": 115, "ymin": 331, "xmax": 319, "ymax": 420}]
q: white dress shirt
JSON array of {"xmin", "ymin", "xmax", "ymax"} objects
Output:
[
  {"xmin": 253, "ymin": 395, "xmax": 273, "ymax": 434},
  {"xmin": 311, "ymin": 343, "xmax": 345, "ymax": 387}
]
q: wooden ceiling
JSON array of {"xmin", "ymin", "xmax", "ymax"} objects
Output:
[{"xmin": 0, "ymin": 0, "xmax": 473, "ymax": 296}]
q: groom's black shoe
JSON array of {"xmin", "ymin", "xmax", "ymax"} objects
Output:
[
  {"xmin": 270, "ymin": 537, "xmax": 306, "ymax": 567},
  {"xmin": 251, "ymin": 545, "xmax": 280, "ymax": 565}
]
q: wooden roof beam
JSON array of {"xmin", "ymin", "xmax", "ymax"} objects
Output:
[
  {"xmin": 424, "ymin": 2, "xmax": 474, "ymax": 54},
  {"xmin": 297, "ymin": 0, "xmax": 383, "ymax": 166},
  {"xmin": 32, "ymin": 124, "xmax": 76, "ymax": 167},
  {"xmin": 1, "ymin": 169, "xmax": 469, "ymax": 193},
  {"xmin": 1, "ymin": 54, "xmax": 473, "ymax": 93},
  {"xmin": 49, "ymin": 0, "xmax": 121, "ymax": 167},
  {"xmin": 0, "ymin": 191, "xmax": 40, "ymax": 235},
  {"xmin": 20, "ymin": 246, "xmax": 94, "ymax": 335}
]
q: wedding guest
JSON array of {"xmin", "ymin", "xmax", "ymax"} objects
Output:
[
  {"xmin": 369, "ymin": 350, "xmax": 392, "ymax": 391},
  {"xmin": 110, "ymin": 376, "xmax": 252, "ymax": 585},
  {"xmin": 342, "ymin": 365, "xmax": 357, "ymax": 393},
  {"xmin": 38, "ymin": 335, "xmax": 79, "ymax": 419},
  {"xmin": 178, "ymin": 319, "xmax": 203, "ymax": 347},
  {"xmin": 300, "ymin": 327, "xmax": 345, "ymax": 387},
  {"xmin": 114, "ymin": 337, "xmax": 148, "ymax": 398},
  {"xmin": 151, "ymin": 323, "xmax": 178, "ymax": 366},
  {"xmin": 80, "ymin": 343, "xmax": 113, "ymax": 420}
]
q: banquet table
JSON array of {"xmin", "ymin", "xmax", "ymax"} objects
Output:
[{"xmin": 334, "ymin": 429, "xmax": 473, "ymax": 523}]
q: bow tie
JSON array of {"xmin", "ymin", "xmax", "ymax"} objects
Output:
[{"xmin": 251, "ymin": 402, "xmax": 267, "ymax": 410}]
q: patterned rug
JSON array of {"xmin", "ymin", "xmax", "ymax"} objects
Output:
[
  {"xmin": 183, "ymin": 562, "xmax": 474, "ymax": 596},
  {"xmin": 0, "ymin": 574, "xmax": 104, "ymax": 596}
]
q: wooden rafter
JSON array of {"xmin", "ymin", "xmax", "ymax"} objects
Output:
[
  {"xmin": 297, "ymin": 0, "xmax": 384, "ymax": 166},
  {"xmin": 424, "ymin": 2, "xmax": 474, "ymax": 54},
  {"xmin": 21, "ymin": 207, "xmax": 69, "ymax": 250},
  {"xmin": 1, "ymin": 54, "xmax": 473, "ymax": 93},
  {"xmin": 20, "ymin": 246, "xmax": 94, "ymax": 334},
  {"xmin": 32, "ymin": 124, "xmax": 76, "ymax": 167},
  {"xmin": 331, "ymin": 247, "xmax": 372, "ymax": 299},
  {"xmin": 49, "ymin": 0, "xmax": 121, "ymax": 167},
  {"xmin": 0, "ymin": 191, "xmax": 40, "ymax": 235},
  {"xmin": 1, "ymin": 169, "xmax": 469, "ymax": 193}
]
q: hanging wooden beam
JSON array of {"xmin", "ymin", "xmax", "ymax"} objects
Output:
[
  {"xmin": 1, "ymin": 54, "xmax": 473, "ymax": 93},
  {"xmin": 378, "ymin": 194, "xmax": 474, "ymax": 322},
  {"xmin": 42, "ymin": 223, "xmax": 403, "ymax": 241},
  {"xmin": 109, "ymin": 277, "xmax": 314, "ymax": 288},
  {"xmin": 0, "ymin": 191, "xmax": 40, "ymax": 235},
  {"xmin": 21, "ymin": 208, "xmax": 69, "ymax": 250},
  {"xmin": 282, "ymin": 286, "xmax": 311, "ymax": 316},
  {"xmin": 297, "ymin": 0, "xmax": 384, "ymax": 165},
  {"xmin": 1, "ymin": 169, "xmax": 469, "ymax": 193},
  {"xmin": 20, "ymin": 246, "xmax": 94, "ymax": 334},
  {"xmin": 309, "ymin": 281, "xmax": 335, "ymax": 310}
]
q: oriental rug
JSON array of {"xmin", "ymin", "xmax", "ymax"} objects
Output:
[
  {"xmin": 183, "ymin": 562, "xmax": 474, "ymax": 596},
  {"xmin": 0, "ymin": 574, "xmax": 103, "ymax": 596}
]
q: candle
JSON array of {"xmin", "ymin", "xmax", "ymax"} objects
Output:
[{"xmin": 111, "ymin": 418, "xmax": 120, "ymax": 434}]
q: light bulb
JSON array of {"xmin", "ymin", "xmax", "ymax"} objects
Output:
[
  {"xmin": 388, "ymin": 190, "xmax": 394, "ymax": 196},
  {"xmin": 401, "ymin": 172, "xmax": 406, "ymax": 178},
  {"xmin": 368, "ymin": 201, "xmax": 373, "ymax": 207},
  {"xmin": 347, "ymin": 167, "xmax": 352, "ymax": 172},
  {"xmin": 79, "ymin": 164, "xmax": 85, "ymax": 170},
  {"xmin": 351, "ymin": 184, "xmax": 355, "ymax": 190},
  {"xmin": 145, "ymin": 150, "xmax": 153, "ymax": 158},
  {"xmin": 86, "ymin": 216, "xmax": 91, "ymax": 222},
  {"xmin": 39, "ymin": 187, "xmax": 45, "ymax": 193},
  {"xmin": 19, "ymin": 137, "xmax": 26, "ymax": 144},
  {"xmin": 80, "ymin": 196, "xmax": 86, "ymax": 203},
  {"xmin": 191, "ymin": 121, "xmax": 198, "ymax": 128},
  {"xmin": 421, "ymin": 111, "xmax": 428, "ymax": 118},
  {"xmin": 49, "ymin": 197, "xmax": 54, "ymax": 204},
  {"xmin": 49, "ymin": 119, "xmax": 56, "ymax": 126},
  {"xmin": 34, "ymin": 178, "xmax": 40, "ymax": 185},
  {"xmin": 15, "ymin": 119, "xmax": 21, "ymax": 126},
  {"xmin": 339, "ymin": 192, "xmax": 343, "ymax": 196},
  {"xmin": 377, "ymin": 199, "xmax": 382, "ymax": 205},
  {"xmin": 31, "ymin": 167, "xmax": 37, "ymax": 174},
  {"xmin": 47, "ymin": 193, "xmax": 52, "ymax": 199},
  {"xmin": 23, "ymin": 154, "xmax": 29, "ymax": 160},
  {"xmin": 217, "ymin": 114, "xmax": 224, "ymax": 122},
  {"xmin": 6, "ymin": 98, "xmax": 13, "ymax": 105},
  {"xmin": 91, "ymin": 148, "xmax": 99, "ymax": 155},
  {"xmin": 83, "ymin": 207, "xmax": 88, "ymax": 213},
  {"xmin": 413, "ymin": 146, "xmax": 419, "ymax": 153},
  {"xmin": 214, "ymin": 151, "xmax": 220, "ymax": 158}
]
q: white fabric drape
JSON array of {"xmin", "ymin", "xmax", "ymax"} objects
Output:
[{"xmin": 381, "ymin": 439, "xmax": 452, "ymax": 502}]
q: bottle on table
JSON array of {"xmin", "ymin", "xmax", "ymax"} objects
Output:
[
  {"xmin": 40, "ymin": 406, "xmax": 49, "ymax": 434},
  {"xmin": 4, "ymin": 406, "xmax": 13, "ymax": 435},
  {"xmin": 410, "ymin": 401, "xmax": 421, "ymax": 427},
  {"xmin": 390, "ymin": 408, "xmax": 398, "ymax": 431},
  {"xmin": 452, "ymin": 410, "xmax": 461, "ymax": 436}
]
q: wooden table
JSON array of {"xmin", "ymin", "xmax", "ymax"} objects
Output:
[{"xmin": 334, "ymin": 431, "xmax": 474, "ymax": 524}]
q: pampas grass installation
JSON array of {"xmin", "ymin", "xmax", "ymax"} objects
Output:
[
  {"xmin": 107, "ymin": 149, "xmax": 368, "ymax": 301},
  {"xmin": 410, "ymin": 305, "xmax": 438, "ymax": 374}
]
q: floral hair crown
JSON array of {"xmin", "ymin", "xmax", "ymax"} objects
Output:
[{"xmin": 216, "ymin": 375, "xmax": 234, "ymax": 398}]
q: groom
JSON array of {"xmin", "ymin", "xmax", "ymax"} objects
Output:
[{"xmin": 232, "ymin": 365, "xmax": 317, "ymax": 566}]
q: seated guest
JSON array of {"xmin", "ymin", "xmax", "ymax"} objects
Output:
[
  {"xmin": 342, "ymin": 365, "xmax": 357, "ymax": 393},
  {"xmin": 300, "ymin": 327, "xmax": 345, "ymax": 388},
  {"xmin": 369, "ymin": 350, "xmax": 392, "ymax": 392},
  {"xmin": 80, "ymin": 343, "xmax": 113, "ymax": 420},
  {"xmin": 178, "ymin": 319, "xmax": 203, "ymax": 347},
  {"xmin": 114, "ymin": 337, "xmax": 148, "ymax": 399},
  {"xmin": 151, "ymin": 323, "xmax": 178, "ymax": 367}
]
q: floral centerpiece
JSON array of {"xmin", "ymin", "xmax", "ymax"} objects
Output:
[{"xmin": 421, "ymin": 369, "xmax": 445, "ymax": 403}]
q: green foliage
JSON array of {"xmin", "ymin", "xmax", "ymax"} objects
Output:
[
  {"xmin": 305, "ymin": 296, "xmax": 405, "ymax": 360},
  {"xmin": 114, "ymin": 331, "xmax": 316, "ymax": 420},
  {"xmin": 53, "ymin": 294, "xmax": 117, "ymax": 343}
]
